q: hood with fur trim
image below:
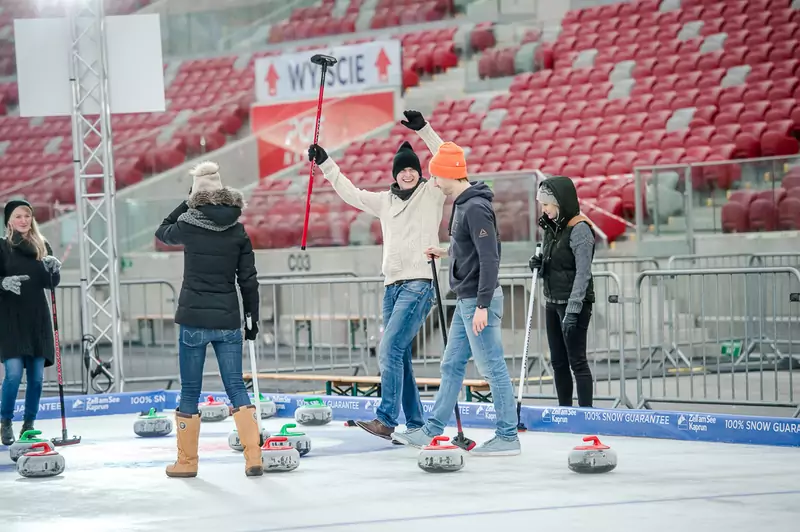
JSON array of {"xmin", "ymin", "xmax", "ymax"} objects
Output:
[{"xmin": 182, "ymin": 187, "xmax": 245, "ymax": 231}]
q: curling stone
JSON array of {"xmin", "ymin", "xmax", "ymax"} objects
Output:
[
  {"xmin": 9, "ymin": 430, "xmax": 48, "ymax": 463},
  {"xmin": 251, "ymin": 393, "xmax": 277, "ymax": 419},
  {"xmin": 294, "ymin": 397, "xmax": 332, "ymax": 426},
  {"xmin": 16, "ymin": 442, "xmax": 66, "ymax": 479},
  {"xmin": 417, "ymin": 436, "xmax": 465, "ymax": 473},
  {"xmin": 133, "ymin": 408, "xmax": 174, "ymax": 438},
  {"xmin": 275, "ymin": 423, "xmax": 311, "ymax": 456},
  {"xmin": 198, "ymin": 395, "xmax": 229, "ymax": 422},
  {"xmin": 228, "ymin": 427, "xmax": 271, "ymax": 452},
  {"xmin": 568, "ymin": 436, "xmax": 617, "ymax": 474},
  {"xmin": 261, "ymin": 436, "xmax": 300, "ymax": 473}
]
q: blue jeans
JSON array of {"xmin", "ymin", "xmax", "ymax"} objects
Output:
[
  {"xmin": 422, "ymin": 287, "xmax": 518, "ymax": 441},
  {"xmin": 1, "ymin": 356, "xmax": 45, "ymax": 421},
  {"xmin": 375, "ymin": 279, "xmax": 433, "ymax": 429},
  {"xmin": 177, "ymin": 326, "xmax": 251, "ymax": 415}
]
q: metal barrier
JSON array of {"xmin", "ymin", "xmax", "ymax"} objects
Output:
[
  {"xmin": 668, "ymin": 253, "xmax": 800, "ymax": 270},
  {"xmin": 254, "ymin": 276, "xmax": 383, "ymax": 377},
  {"xmin": 634, "ymin": 267, "xmax": 800, "ymax": 415},
  {"xmin": 0, "ymin": 280, "xmax": 181, "ymax": 395}
]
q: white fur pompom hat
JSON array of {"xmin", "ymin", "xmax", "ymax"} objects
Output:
[{"xmin": 189, "ymin": 161, "xmax": 223, "ymax": 195}]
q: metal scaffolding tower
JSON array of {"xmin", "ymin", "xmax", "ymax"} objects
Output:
[{"xmin": 68, "ymin": 0, "xmax": 124, "ymax": 392}]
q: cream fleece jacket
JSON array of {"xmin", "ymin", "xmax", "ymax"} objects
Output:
[{"xmin": 319, "ymin": 124, "xmax": 446, "ymax": 285}]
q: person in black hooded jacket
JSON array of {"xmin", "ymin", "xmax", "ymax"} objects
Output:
[
  {"xmin": 529, "ymin": 175, "xmax": 596, "ymax": 407},
  {"xmin": 154, "ymin": 161, "xmax": 263, "ymax": 479}
]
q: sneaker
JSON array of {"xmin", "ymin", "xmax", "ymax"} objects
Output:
[
  {"xmin": 355, "ymin": 419, "xmax": 394, "ymax": 440},
  {"xmin": 471, "ymin": 436, "xmax": 521, "ymax": 456},
  {"xmin": 390, "ymin": 427, "xmax": 432, "ymax": 448}
]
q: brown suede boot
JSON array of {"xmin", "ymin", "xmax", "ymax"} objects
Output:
[
  {"xmin": 233, "ymin": 405, "xmax": 263, "ymax": 477},
  {"xmin": 166, "ymin": 411, "xmax": 200, "ymax": 478},
  {"xmin": 355, "ymin": 418, "xmax": 394, "ymax": 440}
]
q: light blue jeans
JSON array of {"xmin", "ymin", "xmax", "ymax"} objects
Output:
[
  {"xmin": 375, "ymin": 279, "xmax": 433, "ymax": 429},
  {"xmin": 421, "ymin": 287, "xmax": 518, "ymax": 441},
  {"xmin": 177, "ymin": 326, "xmax": 251, "ymax": 415},
  {"xmin": 0, "ymin": 356, "xmax": 45, "ymax": 422}
]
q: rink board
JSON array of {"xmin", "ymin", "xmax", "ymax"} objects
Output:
[{"xmin": 4, "ymin": 389, "xmax": 799, "ymax": 448}]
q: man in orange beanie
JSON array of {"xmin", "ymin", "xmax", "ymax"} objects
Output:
[{"xmin": 391, "ymin": 142, "xmax": 520, "ymax": 456}]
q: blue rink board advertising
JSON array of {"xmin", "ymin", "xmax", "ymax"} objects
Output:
[{"xmin": 9, "ymin": 390, "xmax": 799, "ymax": 448}]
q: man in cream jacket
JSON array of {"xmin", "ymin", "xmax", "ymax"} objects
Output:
[{"xmin": 307, "ymin": 110, "xmax": 444, "ymax": 441}]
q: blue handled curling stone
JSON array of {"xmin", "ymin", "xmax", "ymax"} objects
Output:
[
  {"xmin": 9, "ymin": 430, "xmax": 49, "ymax": 462},
  {"xmin": 418, "ymin": 436, "xmax": 465, "ymax": 473},
  {"xmin": 568, "ymin": 436, "xmax": 617, "ymax": 474},
  {"xmin": 261, "ymin": 436, "xmax": 300, "ymax": 473},
  {"xmin": 294, "ymin": 397, "xmax": 332, "ymax": 426},
  {"xmin": 275, "ymin": 423, "xmax": 311, "ymax": 456},
  {"xmin": 198, "ymin": 395, "xmax": 230, "ymax": 422},
  {"xmin": 228, "ymin": 427, "xmax": 271, "ymax": 452},
  {"xmin": 251, "ymin": 393, "xmax": 277, "ymax": 419},
  {"xmin": 134, "ymin": 408, "xmax": 174, "ymax": 437},
  {"xmin": 16, "ymin": 442, "xmax": 66, "ymax": 479}
]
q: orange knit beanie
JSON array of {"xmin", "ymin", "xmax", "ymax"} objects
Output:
[{"xmin": 429, "ymin": 142, "xmax": 467, "ymax": 180}]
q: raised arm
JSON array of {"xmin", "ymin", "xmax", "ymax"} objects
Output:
[
  {"xmin": 400, "ymin": 110, "xmax": 444, "ymax": 156},
  {"xmin": 155, "ymin": 201, "xmax": 189, "ymax": 246},
  {"xmin": 308, "ymin": 144, "xmax": 386, "ymax": 218}
]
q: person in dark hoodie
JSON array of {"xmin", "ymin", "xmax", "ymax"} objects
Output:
[
  {"xmin": 391, "ymin": 142, "xmax": 520, "ymax": 456},
  {"xmin": 307, "ymin": 110, "xmax": 446, "ymax": 441},
  {"xmin": 154, "ymin": 161, "xmax": 263, "ymax": 478},
  {"xmin": 529, "ymin": 175, "xmax": 595, "ymax": 407}
]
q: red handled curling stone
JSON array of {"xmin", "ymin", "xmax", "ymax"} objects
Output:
[
  {"xmin": 261, "ymin": 436, "xmax": 300, "ymax": 473},
  {"xmin": 568, "ymin": 436, "xmax": 617, "ymax": 474},
  {"xmin": 16, "ymin": 442, "xmax": 66, "ymax": 479},
  {"xmin": 198, "ymin": 395, "xmax": 229, "ymax": 422},
  {"xmin": 418, "ymin": 436, "xmax": 465, "ymax": 473}
]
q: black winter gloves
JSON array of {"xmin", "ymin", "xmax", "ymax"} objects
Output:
[
  {"xmin": 245, "ymin": 320, "xmax": 258, "ymax": 341},
  {"xmin": 529, "ymin": 254, "xmax": 543, "ymax": 272},
  {"xmin": 400, "ymin": 110, "xmax": 427, "ymax": 131},
  {"xmin": 562, "ymin": 313, "xmax": 578, "ymax": 338},
  {"xmin": 308, "ymin": 144, "xmax": 328, "ymax": 165}
]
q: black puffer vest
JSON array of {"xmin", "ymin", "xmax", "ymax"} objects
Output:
[{"xmin": 538, "ymin": 176, "xmax": 595, "ymax": 305}]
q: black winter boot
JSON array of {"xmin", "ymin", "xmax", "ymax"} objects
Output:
[
  {"xmin": 20, "ymin": 419, "xmax": 34, "ymax": 438},
  {"xmin": 1, "ymin": 419, "xmax": 14, "ymax": 446}
]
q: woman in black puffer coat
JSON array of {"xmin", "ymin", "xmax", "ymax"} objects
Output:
[
  {"xmin": 0, "ymin": 199, "xmax": 62, "ymax": 445},
  {"xmin": 155, "ymin": 161, "xmax": 262, "ymax": 479}
]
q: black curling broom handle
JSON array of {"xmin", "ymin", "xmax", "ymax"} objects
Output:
[
  {"xmin": 429, "ymin": 259, "xmax": 466, "ymax": 434},
  {"xmin": 50, "ymin": 279, "xmax": 68, "ymax": 440}
]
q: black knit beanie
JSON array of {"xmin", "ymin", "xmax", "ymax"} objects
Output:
[
  {"xmin": 4, "ymin": 199, "xmax": 32, "ymax": 227},
  {"xmin": 392, "ymin": 141, "xmax": 422, "ymax": 180}
]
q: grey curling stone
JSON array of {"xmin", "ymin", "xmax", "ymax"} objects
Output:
[
  {"xmin": 16, "ymin": 442, "xmax": 65, "ymax": 479},
  {"xmin": 250, "ymin": 393, "xmax": 277, "ymax": 419},
  {"xmin": 228, "ymin": 428, "xmax": 271, "ymax": 452},
  {"xmin": 198, "ymin": 395, "xmax": 230, "ymax": 422},
  {"xmin": 133, "ymin": 408, "xmax": 174, "ymax": 437},
  {"xmin": 9, "ymin": 430, "xmax": 49, "ymax": 463},
  {"xmin": 294, "ymin": 397, "xmax": 332, "ymax": 426},
  {"xmin": 417, "ymin": 436, "xmax": 465, "ymax": 473},
  {"xmin": 261, "ymin": 436, "xmax": 300, "ymax": 473},
  {"xmin": 568, "ymin": 436, "xmax": 618, "ymax": 474},
  {"xmin": 275, "ymin": 423, "xmax": 312, "ymax": 456}
]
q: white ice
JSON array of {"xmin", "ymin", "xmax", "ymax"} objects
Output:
[{"xmin": 2, "ymin": 412, "xmax": 799, "ymax": 532}]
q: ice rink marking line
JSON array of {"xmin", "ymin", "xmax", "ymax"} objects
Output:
[{"xmin": 243, "ymin": 489, "xmax": 800, "ymax": 531}]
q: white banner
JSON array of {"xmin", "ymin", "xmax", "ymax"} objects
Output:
[{"xmin": 254, "ymin": 40, "xmax": 402, "ymax": 103}]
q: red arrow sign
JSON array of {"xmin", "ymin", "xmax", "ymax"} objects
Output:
[
  {"xmin": 265, "ymin": 64, "xmax": 279, "ymax": 96},
  {"xmin": 375, "ymin": 48, "xmax": 391, "ymax": 82}
]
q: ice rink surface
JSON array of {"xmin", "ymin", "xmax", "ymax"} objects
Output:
[{"xmin": 2, "ymin": 412, "xmax": 799, "ymax": 532}]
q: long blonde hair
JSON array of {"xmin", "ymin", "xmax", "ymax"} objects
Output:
[{"xmin": 5, "ymin": 206, "xmax": 47, "ymax": 260}]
